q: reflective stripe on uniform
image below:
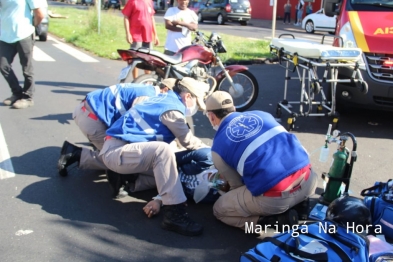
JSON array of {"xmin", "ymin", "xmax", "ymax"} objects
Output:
[
  {"xmin": 109, "ymin": 85, "xmax": 127, "ymax": 115},
  {"xmin": 129, "ymin": 107, "xmax": 155, "ymax": 134},
  {"xmin": 237, "ymin": 125, "xmax": 287, "ymax": 176}
]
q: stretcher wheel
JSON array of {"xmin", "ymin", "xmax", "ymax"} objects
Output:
[
  {"xmin": 312, "ymin": 81, "xmax": 321, "ymax": 95},
  {"xmin": 332, "ymin": 117, "xmax": 339, "ymax": 130},
  {"xmin": 359, "ymin": 80, "xmax": 368, "ymax": 94},
  {"xmin": 276, "ymin": 107, "xmax": 282, "ymax": 118},
  {"xmin": 287, "ymin": 118, "xmax": 295, "ymax": 131}
]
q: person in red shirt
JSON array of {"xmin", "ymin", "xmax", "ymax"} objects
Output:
[{"xmin": 122, "ymin": 0, "xmax": 159, "ymax": 80}]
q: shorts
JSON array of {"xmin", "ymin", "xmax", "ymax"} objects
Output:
[{"xmin": 131, "ymin": 42, "xmax": 152, "ymax": 49}]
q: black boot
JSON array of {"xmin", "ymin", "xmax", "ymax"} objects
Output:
[
  {"xmin": 258, "ymin": 209, "xmax": 299, "ymax": 231},
  {"xmin": 161, "ymin": 204, "xmax": 203, "ymax": 236},
  {"xmin": 106, "ymin": 169, "xmax": 128, "ymax": 199},
  {"xmin": 57, "ymin": 141, "xmax": 82, "ymax": 177}
]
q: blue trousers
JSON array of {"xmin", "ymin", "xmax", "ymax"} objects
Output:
[
  {"xmin": 175, "ymin": 148, "xmax": 213, "ymax": 176},
  {"xmin": 175, "ymin": 148, "xmax": 219, "ymax": 203}
]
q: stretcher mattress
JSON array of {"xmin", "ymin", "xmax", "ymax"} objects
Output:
[{"xmin": 271, "ymin": 38, "xmax": 362, "ymax": 61}]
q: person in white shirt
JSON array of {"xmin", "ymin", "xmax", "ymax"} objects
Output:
[
  {"xmin": 163, "ymin": 0, "xmax": 198, "ymax": 55},
  {"xmin": 294, "ymin": 0, "xmax": 304, "ymax": 26}
]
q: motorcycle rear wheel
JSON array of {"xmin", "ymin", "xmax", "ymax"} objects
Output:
[
  {"xmin": 132, "ymin": 74, "xmax": 159, "ymax": 85},
  {"xmin": 216, "ymin": 70, "xmax": 259, "ymax": 112}
]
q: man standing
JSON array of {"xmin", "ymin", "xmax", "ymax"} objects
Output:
[
  {"xmin": 0, "ymin": 0, "xmax": 47, "ymax": 109},
  {"xmin": 122, "ymin": 0, "xmax": 159, "ymax": 80},
  {"xmin": 283, "ymin": 0, "xmax": 292, "ymax": 24},
  {"xmin": 204, "ymin": 91, "xmax": 317, "ymax": 229},
  {"xmin": 163, "ymin": 0, "xmax": 198, "ymax": 55}
]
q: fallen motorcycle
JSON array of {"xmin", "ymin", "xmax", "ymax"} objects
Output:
[{"xmin": 117, "ymin": 31, "xmax": 259, "ymax": 112}]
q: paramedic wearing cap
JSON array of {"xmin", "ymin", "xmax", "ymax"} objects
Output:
[
  {"xmin": 57, "ymin": 80, "xmax": 175, "ymax": 177},
  {"xmin": 99, "ymin": 77, "xmax": 210, "ymax": 236},
  {"xmin": 205, "ymin": 91, "xmax": 317, "ymax": 229}
]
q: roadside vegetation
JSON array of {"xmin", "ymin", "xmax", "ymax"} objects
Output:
[{"xmin": 48, "ymin": 7, "xmax": 271, "ymax": 62}]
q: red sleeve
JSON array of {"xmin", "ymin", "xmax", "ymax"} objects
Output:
[{"xmin": 122, "ymin": 0, "xmax": 134, "ymax": 17}]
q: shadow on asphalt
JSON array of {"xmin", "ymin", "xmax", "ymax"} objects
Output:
[
  {"xmin": 36, "ymin": 81, "xmax": 106, "ymax": 90},
  {"xmin": 10, "ymin": 146, "xmax": 262, "ymax": 261}
]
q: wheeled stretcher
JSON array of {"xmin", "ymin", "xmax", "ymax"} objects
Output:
[{"xmin": 270, "ymin": 34, "xmax": 368, "ymax": 130}]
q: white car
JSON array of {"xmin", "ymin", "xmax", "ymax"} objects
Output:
[{"xmin": 301, "ymin": 8, "xmax": 336, "ymax": 34}]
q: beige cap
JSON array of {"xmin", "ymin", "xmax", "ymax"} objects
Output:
[
  {"xmin": 205, "ymin": 91, "xmax": 234, "ymax": 111},
  {"xmin": 160, "ymin": 78, "xmax": 177, "ymax": 89},
  {"xmin": 178, "ymin": 77, "xmax": 209, "ymax": 111}
]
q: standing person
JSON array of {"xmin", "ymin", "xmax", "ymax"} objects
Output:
[
  {"xmin": 306, "ymin": 2, "xmax": 313, "ymax": 15},
  {"xmin": 294, "ymin": 0, "xmax": 304, "ymax": 26},
  {"xmin": 163, "ymin": 0, "xmax": 198, "ymax": 55},
  {"xmin": 283, "ymin": 0, "xmax": 292, "ymax": 24},
  {"xmin": 204, "ymin": 91, "xmax": 318, "ymax": 229},
  {"xmin": 122, "ymin": 0, "xmax": 159, "ymax": 80},
  {"xmin": 0, "ymin": 0, "xmax": 47, "ymax": 109}
]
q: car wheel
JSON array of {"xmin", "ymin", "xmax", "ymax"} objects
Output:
[
  {"xmin": 305, "ymin": 20, "xmax": 314, "ymax": 34},
  {"xmin": 197, "ymin": 12, "xmax": 203, "ymax": 23},
  {"xmin": 39, "ymin": 33, "xmax": 47, "ymax": 42},
  {"xmin": 240, "ymin": 21, "xmax": 247, "ymax": 26},
  {"xmin": 217, "ymin": 14, "xmax": 224, "ymax": 25}
]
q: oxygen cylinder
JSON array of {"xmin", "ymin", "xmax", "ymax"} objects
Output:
[{"xmin": 323, "ymin": 148, "xmax": 349, "ymax": 203}]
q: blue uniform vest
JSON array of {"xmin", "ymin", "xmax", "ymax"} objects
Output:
[
  {"xmin": 106, "ymin": 90, "xmax": 186, "ymax": 143},
  {"xmin": 86, "ymin": 83, "xmax": 157, "ymax": 127},
  {"xmin": 212, "ymin": 111, "xmax": 310, "ymax": 196}
]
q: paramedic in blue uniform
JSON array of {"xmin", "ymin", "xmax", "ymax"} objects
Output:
[
  {"xmin": 57, "ymin": 79, "xmax": 176, "ymax": 177},
  {"xmin": 204, "ymin": 91, "xmax": 317, "ymax": 229},
  {"xmin": 99, "ymin": 77, "xmax": 210, "ymax": 236}
]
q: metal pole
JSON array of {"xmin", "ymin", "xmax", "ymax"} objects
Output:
[
  {"xmin": 272, "ymin": 0, "xmax": 277, "ymax": 39},
  {"xmin": 97, "ymin": 0, "xmax": 101, "ymax": 34}
]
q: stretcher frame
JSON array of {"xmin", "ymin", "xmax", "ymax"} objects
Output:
[{"xmin": 270, "ymin": 34, "xmax": 368, "ymax": 130}]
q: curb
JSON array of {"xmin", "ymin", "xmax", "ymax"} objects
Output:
[{"xmin": 225, "ymin": 57, "xmax": 279, "ymax": 66}]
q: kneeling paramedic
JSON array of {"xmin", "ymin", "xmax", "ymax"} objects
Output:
[
  {"xmin": 99, "ymin": 77, "xmax": 211, "ymax": 236},
  {"xmin": 204, "ymin": 91, "xmax": 318, "ymax": 229},
  {"xmin": 57, "ymin": 80, "xmax": 175, "ymax": 177}
]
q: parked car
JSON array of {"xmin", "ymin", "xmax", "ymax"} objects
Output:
[
  {"xmin": 80, "ymin": 0, "xmax": 95, "ymax": 6},
  {"xmin": 301, "ymin": 8, "xmax": 336, "ymax": 34},
  {"xmin": 103, "ymin": 0, "xmax": 121, "ymax": 10},
  {"xmin": 189, "ymin": 0, "xmax": 203, "ymax": 13},
  {"xmin": 197, "ymin": 0, "xmax": 251, "ymax": 26},
  {"xmin": 153, "ymin": 0, "xmax": 165, "ymax": 10},
  {"xmin": 35, "ymin": 6, "xmax": 49, "ymax": 42}
]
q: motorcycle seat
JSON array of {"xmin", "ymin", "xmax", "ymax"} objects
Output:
[{"xmin": 133, "ymin": 47, "xmax": 183, "ymax": 65}]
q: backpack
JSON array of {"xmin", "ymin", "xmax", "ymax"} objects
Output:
[
  {"xmin": 361, "ymin": 180, "xmax": 393, "ymax": 240},
  {"xmin": 240, "ymin": 221, "xmax": 369, "ymax": 262}
]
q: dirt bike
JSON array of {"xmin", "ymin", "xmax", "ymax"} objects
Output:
[{"xmin": 117, "ymin": 31, "xmax": 259, "ymax": 112}]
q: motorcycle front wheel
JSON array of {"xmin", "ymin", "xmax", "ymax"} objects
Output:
[
  {"xmin": 132, "ymin": 74, "xmax": 159, "ymax": 85},
  {"xmin": 216, "ymin": 70, "xmax": 259, "ymax": 112}
]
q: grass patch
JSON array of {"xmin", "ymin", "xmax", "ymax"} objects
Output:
[{"xmin": 48, "ymin": 7, "xmax": 271, "ymax": 62}]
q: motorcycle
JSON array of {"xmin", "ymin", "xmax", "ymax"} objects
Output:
[{"xmin": 117, "ymin": 31, "xmax": 259, "ymax": 112}]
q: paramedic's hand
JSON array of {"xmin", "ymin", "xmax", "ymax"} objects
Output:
[{"xmin": 143, "ymin": 200, "xmax": 162, "ymax": 218}]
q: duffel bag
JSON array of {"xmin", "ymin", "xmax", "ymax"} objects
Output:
[
  {"xmin": 240, "ymin": 221, "xmax": 369, "ymax": 262},
  {"xmin": 363, "ymin": 196, "xmax": 393, "ymax": 240}
]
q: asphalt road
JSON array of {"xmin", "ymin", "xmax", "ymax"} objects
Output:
[{"xmin": 0, "ymin": 5, "xmax": 392, "ymax": 262}]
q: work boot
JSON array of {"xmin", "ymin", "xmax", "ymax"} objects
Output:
[
  {"xmin": 3, "ymin": 94, "xmax": 21, "ymax": 106},
  {"xmin": 258, "ymin": 209, "xmax": 299, "ymax": 231},
  {"xmin": 57, "ymin": 141, "xmax": 82, "ymax": 177},
  {"xmin": 161, "ymin": 204, "xmax": 203, "ymax": 236},
  {"xmin": 106, "ymin": 169, "xmax": 128, "ymax": 199}
]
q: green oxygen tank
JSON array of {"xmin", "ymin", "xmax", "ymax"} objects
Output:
[{"xmin": 323, "ymin": 148, "xmax": 349, "ymax": 203}]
